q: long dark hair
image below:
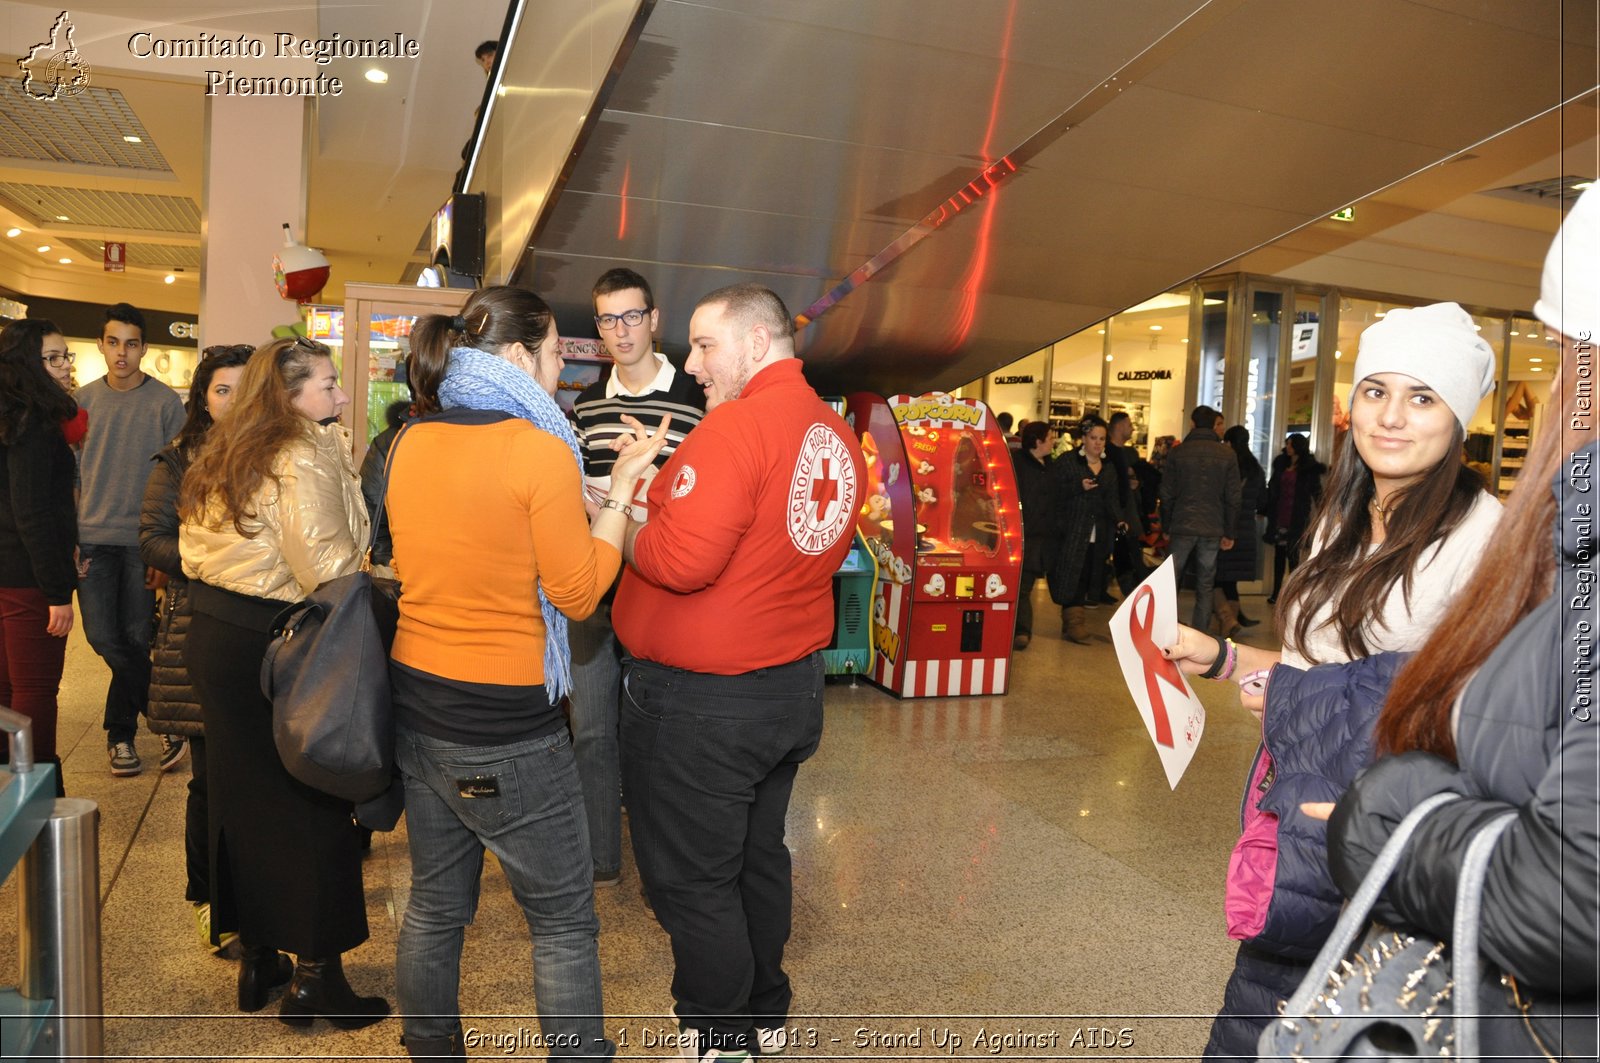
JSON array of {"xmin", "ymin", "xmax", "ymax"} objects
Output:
[
  {"xmin": 180, "ymin": 338, "xmax": 332, "ymax": 537},
  {"xmin": 0, "ymin": 318, "xmax": 77, "ymax": 445},
  {"xmin": 174, "ymin": 344, "xmax": 253, "ymax": 458},
  {"xmin": 1223, "ymin": 424, "xmax": 1264, "ymax": 482},
  {"xmin": 1278, "ymin": 421, "xmax": 1483, "ymax": 663},
  {"xmin": 408, "ymin": 286, "xmax": 553, "ymax": 414},
  {"xmin": 1378, "ymin": 339, "xmax": 1593, "ymax": 758}
]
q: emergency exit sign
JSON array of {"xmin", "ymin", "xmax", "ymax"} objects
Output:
[{"xmin": 1330, "ymin": 207, "xmax": 1356, "ymax": 222}]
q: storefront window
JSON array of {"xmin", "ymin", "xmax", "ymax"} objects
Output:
[
  {"xmin": 1501, "ymin": 315, "xmax": 1557, "ymax": 497},
  {"xmin": 1197, "ymin": 286, "xmax": 1229, "ymax": 414},
  {"xmin": 1243, "ymin": 287, "xmax": 1284, "ymax": 468},
  {"xmin": 1106, "ymin": 292, "xmax": 1190, "ymax": 455},
  {"xmin": 981, "ymin": 347, "xmax": 1048, "ymax": 427},
  {"xmin": 1461, "ymin": 312, "xmax": 1506, "ymax": 493},
  {"xmin": 1049, "ymin": 324, "xmax": 1106, "ymax": 443}
]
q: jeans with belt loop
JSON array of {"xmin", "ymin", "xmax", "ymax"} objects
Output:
[
  {"xmin": 619, "ymin": 652, "xmax": 824, "ymax": 1054},
  {"xmin": 394, "ymin": 724, "xmax": 612, "ymax": 1058}
]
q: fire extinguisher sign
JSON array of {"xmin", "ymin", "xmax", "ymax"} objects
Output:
[{"xmin": 104, "ymin": 242, "xmax": 125, "ymax": 273}]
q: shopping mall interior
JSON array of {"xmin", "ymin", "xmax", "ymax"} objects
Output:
[{"xmin": 1, "ymin": 1, "xmax": 1597, "ymax": 1059}]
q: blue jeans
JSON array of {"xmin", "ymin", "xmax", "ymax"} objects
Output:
[
  {"xmin": 619, "ymin": 653, "xmax": 824, "ymax": 1053},
  {"xmin": 394, "ymin": 724, "xmax": 612, "ymax": 1058},
  {"xmin": 568, "ymin": 604, "xmax": 622, "ymax": 875},
  {"xmin": 77, "ymin": 543, "xmax": 154, "ymax": 746},
  {"xmin": 1167, "ymin": 535, "xmax": 1220, "ymax": 629}
]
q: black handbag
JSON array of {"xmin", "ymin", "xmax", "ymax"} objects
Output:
[
  {"xmin": 1259, "ymin": 793, "xmax": 1523, "ymax": 1062},
  {"xmin": 259, "ymin": 422, "xmax": 415, "ymax": 805}
]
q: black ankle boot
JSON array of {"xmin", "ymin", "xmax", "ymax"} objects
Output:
[
  {"xmin": 278, "ymin": 953, "xmax": 390, "ymax": 1030},
  {"xmin": 404, "ymin": 1029, "xmax": 466, "ymax": 1060},
  {"xmin": 237, "ymin": 944, "xmax": 292, "ymax": 1012}
]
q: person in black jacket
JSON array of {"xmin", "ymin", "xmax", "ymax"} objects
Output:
[
  {"xmin": 1262, "ymin": 433, "xmax": 1323, "ymax": 603},
  {"xmin": 1049, "ymin": 416, "xmax": 1130, "ymax": 643},
  {"xmin": 1010, "ymin": 420, "xmax": 1057, "ymax": 649},
  {"xmin": 357, "ymin": 399, "xmax": 414, "ymax": 570},
  {"xmin": 1213, "ymin": 425, "xmax": 1266, "ymax": 635},
  {"xmin": 140, "ymin": 343, "xmax": 252, "ymax": 953},
  {"xmin": 0, "ymin": 318, "xmax": 79, "ymax": 796}
]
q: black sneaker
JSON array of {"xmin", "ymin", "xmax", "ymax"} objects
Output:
[{"xmin": 159, "ymin": 735, "xmax": 188, "ymax": 772}]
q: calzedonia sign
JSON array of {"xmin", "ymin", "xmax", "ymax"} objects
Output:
[{"xmin": 1116, "ymin": 369, "xmax": 1172, "ymax": 381}]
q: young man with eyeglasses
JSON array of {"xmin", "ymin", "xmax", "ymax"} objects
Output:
[
  {"xmin": 74, "ymin": 302, "xmax": 185, "ymax": 776},
  {"xmin": 568, "ymin": 268, "xmax": 704, "ymax": 887}
]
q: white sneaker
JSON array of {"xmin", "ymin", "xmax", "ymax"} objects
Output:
[{"xmin": 755, "ymin": 1027, "xmax": 788, "ymax": 1056}]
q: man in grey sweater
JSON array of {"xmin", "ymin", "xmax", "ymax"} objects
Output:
[
  {"xmin": 76, "ymin": 303, "xmax": 185, "ymax": 776},
  {"xmin": 1157, "ymin": 405, "xmax": 1241, "ymax": 629}
]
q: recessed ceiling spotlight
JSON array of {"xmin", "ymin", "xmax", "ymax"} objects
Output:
[
  {"xmin": 1509, "ymin": 330, "xmax": 1520, "ymax": 336},
  {"xmin": 1181, "ymin": 338, "xmax": 1190, "ymax": 343},
  {"xmin": 1531, "ymin": 366, "xmax": 1543, "ymax": 372},
  {"xmin": 365, "ymin": 68, "xmax": 388, "ymax": 84},
  {"xmin": 1574, "ymin": 180, "xmax": 1595, "ymax": 191},
  {"xmin": 1472, "ymin": 323, "xmax": 1482, "ymax": 331},
  {"xmin": 36, "ymin": 244, "xmax": 50, "ymax": 253},
  {"xmin": 123, "ymin": 135, "xmax": 142, "ymax": 143},
  {"xmin": 58, "ymin": 257, "xmax": 71, "ymax": 264},
  {"xmin": 1096, "ymin": 329, "xmax": 1105, "ymax": 335},
  {"xmin": 1529, "ymin": 357, "xmax": 1543, "ymax": 363},
  {"xmin": 55, "ymin": 214, "xmax": 69, "ymax": 222},
  {"xmin": 1374, "ymin": 310, "xmax": 1387, "ymax": 318},
  {"xmin": 5, "ymin": 227, "xmax": 20, "ymax": 238},
  {"xmin": 1148, "ymin": 324, "xmax": 1163, "ymax": 332},
  {"xmin": 164, "ymin": 274, "xmax": 176, "ymax": 284},
  {"xmin": 1104, "ymin": 354, "xmax": 1113, "ymax": 362},
  {"xmin": 1334, "ymin": 350, "xmax": 1342, "ymax": 359}
]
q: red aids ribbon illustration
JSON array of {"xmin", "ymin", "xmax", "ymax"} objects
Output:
[{"xmin": 1128, "ymin": 585, "xmax": 1184, "ymax": 748}]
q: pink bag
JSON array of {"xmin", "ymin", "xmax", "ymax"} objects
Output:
[{"xmin": 1223, "ymin": 745, "xmax": 1279, "ymax": 940}]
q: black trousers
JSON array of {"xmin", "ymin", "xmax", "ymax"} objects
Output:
[{"xmin": 619, "ymin": 653, "xmax": 824, "ymax": 1053}]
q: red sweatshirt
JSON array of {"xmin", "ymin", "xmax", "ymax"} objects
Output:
[{"xmin": 614, "ymin": 358, "xmax": 865, "ymax": 674}]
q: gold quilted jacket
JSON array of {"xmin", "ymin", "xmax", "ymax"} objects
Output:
[{"xmin": 180, "ymin": 422, "xmax": 370, "ymax": 603}]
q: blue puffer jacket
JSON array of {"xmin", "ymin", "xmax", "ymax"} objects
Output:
[{"xmin": 1202, "ymin": 651, "xmax": 1409, "ymax": 1059}]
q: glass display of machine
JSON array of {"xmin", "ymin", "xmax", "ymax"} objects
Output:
[{"xmin": 845, "ymin": 392, "xmax": 1022, "ymax": 698}]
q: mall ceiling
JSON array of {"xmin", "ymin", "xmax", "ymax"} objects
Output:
[
  {"xmin": 503, "ymin": 0, "xmax": 1599, "ymax": 395},
  {"xmin": 1, "ymin": 0, "xmax": 1596, "ymax": 399}
]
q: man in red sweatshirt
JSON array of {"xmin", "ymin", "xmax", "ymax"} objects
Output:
[{"xmin": 614, "ymin": 284, "xmax": 865, "ymax": 1063}]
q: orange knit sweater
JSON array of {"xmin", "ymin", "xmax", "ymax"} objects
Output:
[{"xmin": 387, "ymin": 417, "xmax": 620, "ymax": 686}]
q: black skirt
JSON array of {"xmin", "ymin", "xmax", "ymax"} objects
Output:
[{"xmin": 185, "ymin": 583, "xmax": 368, "ymax": 956}]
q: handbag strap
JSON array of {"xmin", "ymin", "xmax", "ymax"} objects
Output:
[
  {"xmin": 365, "ymin": 407, "xmax": 520, "ymax": 558},
  {"xmin": 1281, "ymin": 790, "xmax": 1462, "ymax": 1017},
  {"xmin": 1452, "ymin": 810, "xmax": 1517, "ymax": 1063}
]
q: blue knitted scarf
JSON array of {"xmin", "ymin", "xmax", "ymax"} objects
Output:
[{"xmin": 437, "ymin": 346, "xmax": 582, "ymax": 704}]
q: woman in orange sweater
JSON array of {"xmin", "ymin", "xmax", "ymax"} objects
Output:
[{"xmin": 385, "ymin": 286, "xmax": 665, "ymax": 1062}]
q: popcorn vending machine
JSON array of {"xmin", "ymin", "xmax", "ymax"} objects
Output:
[{"xmin": 846, "ymin": 393, "xmax": 1022, "ymax": 698}]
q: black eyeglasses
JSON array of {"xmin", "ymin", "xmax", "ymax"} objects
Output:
[
  {"xmin": 594, "ymin": 308, "xmax": 649, "ymax": 331},
  {"xmin": 42, "ymin": 352, "xmax": 75, "ymax": 368}
]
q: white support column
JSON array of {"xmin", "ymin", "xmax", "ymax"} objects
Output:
[{"xmin": 198, "ymin": 94, "xmax": 310, "ymax": 350}]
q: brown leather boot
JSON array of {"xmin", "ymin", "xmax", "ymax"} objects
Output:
[
  {"xmin": 1063, "ymin": 606, "xmax": 1090, "ymax": 644},
  {"xmin": 1212, "ymin": 589, "xmax": 1241, "ymax": 640}
]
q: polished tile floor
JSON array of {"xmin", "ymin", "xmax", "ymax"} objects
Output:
[{"xmin": 1, "ymin": 586, "xmax": 1281, "ymax": 1061}]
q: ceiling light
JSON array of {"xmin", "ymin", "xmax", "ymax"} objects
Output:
[
  {"xmin": 55, "ymin": 214, "xmax": 69, "ymax": 222},
  {"xmin": 1104, "ymin": 354, "xmax": 1113, "ymax": 362},
  {"xmin": 1574, "ymin": 180, "xmax": 1594, "ymax": 191},
  {"xmin": 1334, "ymin": 350, "xmax": 1342, "ymax": 359},
  {"xmin": 1472, "ymin": 324, "xmax": 1482, "ymax": 331},
  {"xmin": 123, "ymin": 135, "xmax": 142, "ymax": 143},
  {"xmin": 1095, "ymin": 328, "xmax": 1105, "ymax": 335},
  {"xmin": 1374, "ymin": 310, "xmax": 1387, "ymax": 318},
  {"xmin": 57, "ymin": 257, "xmax": 71, "ymax": 264},
  {"xmin": 1509, "ymin": 330, "xmax": 1520, "ymax": 336},
  {"xmin": 1531, "ymin": 366, "xmax": 1543, "ymax": 372},
  {"xmin": 1181, "ymin": 338, "xmax": 1190, "ymax": 343},
  {"xmin": 1528, "ymin": 357, "xmax": 1543, "ymax": 363},
  {"xmin": 5, "ymin": 227, "xmax": 20, "ymax": 238},
  {"xmin": 36, "ymin": 244, "xmax": 50, "ymax": 253},
  {"xmin": 1148, "ymin": 325, "xmax": 1163, "ymax": 332},
  {"xmin": 364, "ymin": 68, "xmax": 388, "ymax": 84},
  {"xmin": 163, "ymin": 274, "xmax": 176, "ymax": 284}
]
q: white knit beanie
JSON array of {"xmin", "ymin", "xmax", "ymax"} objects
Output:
[
  {"xmin": 1533, "ymin": 185, "xmax": 1600, "ymax": 343},
  {"xmin": 1351, "ymin": 302, "xmax": 1496, "ymax": 429}
]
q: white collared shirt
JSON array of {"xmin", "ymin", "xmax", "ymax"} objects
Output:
[{"xmin": 606, "ymin": 352, "xmax": 675, "ymax": 397}]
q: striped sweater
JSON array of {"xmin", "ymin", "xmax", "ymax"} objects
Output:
[{"xmin": 571, "ymin": 362, "xmax": 704, "ymax": 502}]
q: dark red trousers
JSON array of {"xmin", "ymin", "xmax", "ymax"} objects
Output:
[{"xmin": 0, "ymin": 586, "xmax": 67, "ymax": 767}]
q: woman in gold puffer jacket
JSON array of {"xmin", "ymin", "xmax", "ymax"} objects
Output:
[{"xmin": 179, "ymin": 337, "xmax": 388, "ymax": 1029}]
